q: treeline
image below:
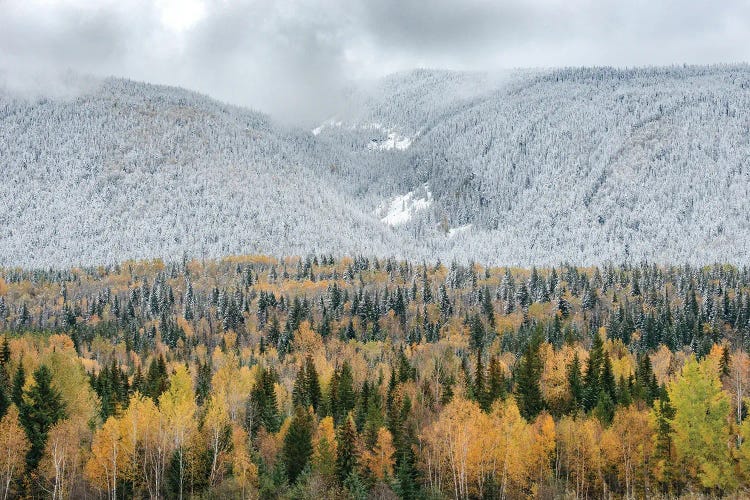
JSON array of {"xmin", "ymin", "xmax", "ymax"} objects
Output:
[{"xmin": 1, "ymin": 256, "xmax": 750, "ymax": 498}]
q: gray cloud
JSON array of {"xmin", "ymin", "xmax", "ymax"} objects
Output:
[{"xmin": 1, "ymin": 0, "xmax": 749, "ymax": 121}]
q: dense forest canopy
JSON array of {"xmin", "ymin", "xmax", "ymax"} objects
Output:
[{"xmin": 2, "ymin": 254, "xmax": 750, "ymax": 498}]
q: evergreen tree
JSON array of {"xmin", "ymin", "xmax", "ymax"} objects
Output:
[
  {"xmin": 19, "ymin": 365, "xmax": 67, "ymax": 470},
  {"xmin": 488, "ymin": 355, "xmax": 507, "ymax": 404},
  {"xmin": 567, "ymin": 352, "xmax": 584, "ymax": 412},
  {"xmin": 292, "ymin": 356, "xmax": 322, "ymax": 412},
  {"xmin": 334, "ymin": 362, "xmax": 357, "ymax": 425},
  {"xmin": 336, "ymin": 414, "xmax": 359, "ymax": 485},
  {"xmin": 600, "ymin": 352, "xmax": 617, "ymax": 402},
  {"xmin": 481, "ymin": 286, "xmax": 495, "ymax": 328},
  {"xmin": 246, "ymin": 366, "xmax": 280, "ymax": 435},
  {"xmin": 593, "ymin": 389, "xmax": 614, "ymax": 425},
  {"xmin": 583, "ymin": 333, "xmax": 605, "ymax": 412},
  {"xmin": 195, "ymin": 360, "xmax": 212, "ymax": 406},
  {"xmin": 11, "ymin": 361, "xmax": 25, "ymax": 409},
  {"xmin": 473, "ymin": 351, "xmax": 489, "ymax": 411},
  {"xmin": 514, "ymin": 328, "xmax": 544, "ymax": 420},
  {"xmin": 469, "ymin": 314, "xmax": 485, "ymax": 352},
  {"xmin": 144, "ymin": 355, "xmax": 169, "ymax": 402},
  {"xmin": 282, "ymin": 405, "xmax": 314, "ymax": 484}
]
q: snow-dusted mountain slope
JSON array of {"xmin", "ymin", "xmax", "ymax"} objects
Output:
[
  {"xmin": 332, "ymin": 65, "xmax": 750, "ymax": 264},
  {"xmin": 0, "ymin": 79, "xmax": 407, "ymax": 267},
  {"xmin": 2, "ymin": 65, "xmax": 750, "ymax": 267}
]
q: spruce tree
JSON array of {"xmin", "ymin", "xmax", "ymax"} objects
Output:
[
  {"xmin": 583, "ymin": 333, "xmax": 604, "ymax": 411},
  {"xmin": 514, "ymin": 329, "xmax": 544, "ymax": 420},
  {"xmin": 567, "ymin": 352, "xmax": 584, "ymax": 412},
  {"xmin": 11, "ymin": 361, "xmax": 25, "ymax": 409},
  {"xmin": 488, "ymin": 355, "xmax": 507, "ymax": 405},
  {"xmin": 282, "ymin": 405, "xmax": 314, "ymax": 484},
  {"xmin": 247, "ymin": 366, "xmax": 280, "ymax": 435},
  {"xmin": 335, "ymin": 362, "xmax": 356, "ymax": 425},
  {"xmin": 195, "ymin": 361, "xmax": 212, "ymax": 406},
  {"xmin": 20, "ymin": 365, "xmax": 67, "ymax": 470},
  {"xmin": 473, "ymin": 351, "xmax": 489, "ymax": 411},
  {"xmin": 336, "ymin": 414, "xmax": 359, "ymax": 485}
]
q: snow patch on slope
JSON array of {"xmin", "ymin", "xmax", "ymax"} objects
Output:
[
  {"xmin": 368, "ymin": 131, "xmax": 412, "ymax": 151},
  {"xmin": 312, "ymin": 119, "xmax": 414, "ymax": 150},
  {"xmin": 377, "ymin": 184, "xmax": 432, "ymax": 226},
  {"xmin": 312, "ymin": 119, "xmax": 342, "ymax": 135},
  {"xmin": 447, "ymin": 224, "xmax": 472, "ymax": 238}
]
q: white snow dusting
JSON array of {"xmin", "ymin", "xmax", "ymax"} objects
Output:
[
  {"xmin": 377, "ymin": 184, "xmax": 432, "ymax": 226},
  {"xmin": 447, "ymin": 224, "xmax": 472, "ymax": 238},
  {"xmin": 368, "ymin": 131, "xmax": 412, "ymax": 151}
]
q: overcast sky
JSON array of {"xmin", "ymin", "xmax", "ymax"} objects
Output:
[{"xmin": 1, "ymin": 0, "xmax": 749, "ymax": 122}]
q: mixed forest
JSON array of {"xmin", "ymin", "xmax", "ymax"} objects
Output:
[{"xmin": 2, "ymin": 255, "xmax": 750, "ymax": 498}]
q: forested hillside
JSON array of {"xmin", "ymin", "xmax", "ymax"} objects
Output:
[
  {"xmin": 2, "ymin": 256, "xmax": 750, "ymax": 498},
  {"xmin": 323, "ymin": 65, "xmax": 750, "ymax": 264},
  {"xmin": 3, "ymin": 65, "xmax": 750, "ymax": 267},
  {"xmin": 0, "ymin": 79, "xmax": 405, "ymax": 267}
]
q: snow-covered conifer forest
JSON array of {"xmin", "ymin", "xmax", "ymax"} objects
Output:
[{"xmin": 2, "ymin": 64, "xmax": 750, "ymax": 267}]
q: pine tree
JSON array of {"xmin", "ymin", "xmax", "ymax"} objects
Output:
[
  {"xmin": 593, "ymin": 389, "xmax": 614, "ymax": 425},
  {"xmin": 0, "ymin": 338, "xmax": 10, "ymax": 419},
  {"xmin": 600, "ymin": 352, "xmax": 617, "ymax": 402},
  {"xmin": 481, "ymin": 286, "xmax": 495, "ymax": 328},
  {"xmin": 653, "ymin": 388, "xmax": 676, "ymax": 493},
  {"xmin": 0, "ymin": 336, "xmax": 9, "ymax": 365},
  {"xmin": 144, "ymin": 355, "xmax": 169, "ymax": 402}
]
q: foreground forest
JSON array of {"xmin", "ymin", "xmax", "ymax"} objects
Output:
[{"xmin": 2, "ymin": 256, "xmax": 750, "ymax": 498}]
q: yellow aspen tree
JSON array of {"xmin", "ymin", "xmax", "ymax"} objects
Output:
[
  {"xmin": 231, "ymin": 425, "xmax": 257, "ymax": 498},
  {"xmin": 362, "ymin": 427, "xmax": 396, "ymax": 481},
  {"xmin": 422, "ymin": 397, "xmax": 482, "ymax": 500},
  {"xmin": 41, "ymin": 419, "xmax": 82, "ymax": 500},
  {"xmin": 556, "ymin": 416, "xmax": 603, "ymax": 499},
  {"xmin": 119, "ymin": 392, "xmax": 165, "ymax": 498},
  {"xmin": 528, "ymin": 412, "xmax": 556, "ymax": 491},
  {"xmin": 203, "ymin": 394, "xmax": 231, "ymax": 486},
  {"xmin": 490, "ymin": 399, "xmax": 530, "ymax": 499},
  {"xmin": 728, "ymin": 349, "xmax": 750, "ymax": 446},
  {"xmin": 312, "ymin": 416, "xmax": 337, "ymax": 485},
  {"xmin": 669, "ymin": 357, "xmax": 735, "ymax": 492},
  {"xmin": 86, "ymin": 416, "xmax": 128, "ymax": 500},
  {"xmin": 601, "ymin": 406, "xmax": 654, "ymax": 498},
  {"xmin": 0, "ymin": 406, "xmax": 29, "ymax": 500},
  {"xmin": 159, "ymin": 365, "xmax": 198, "ymax": 500}
]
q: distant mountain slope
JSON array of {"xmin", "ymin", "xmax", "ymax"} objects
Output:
[
  {"xmin": 2, "ymin": 65, "xmax": 750, "ymax": 267},
  {"xmin": 0, "ymin": 79, "xmax": 405, "ymax": 267},
  {"xmin": 327, "ymin": 65, "xmax": 750, "ymax": 264}
]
